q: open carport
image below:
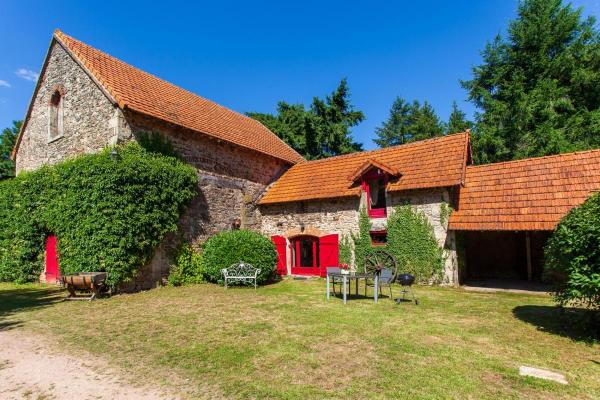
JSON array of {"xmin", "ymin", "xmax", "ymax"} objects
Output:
[{"xmin": 449, "ymin": 149, "xmax": 600, "ymax": 285}]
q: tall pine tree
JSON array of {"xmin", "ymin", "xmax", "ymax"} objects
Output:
[
  {"xmin": 373, "ymin": 97, "xmax": 413, "ymax": 147},
  {"xmin": 248, "ymin": 79, "xmax": 363, "ymax": 159},
  {"xmin": 373, "ymin": 97, "xmax": 444, "ymax": 147},
  {"xmin": 462, "ymin": 0, "xmax": 600, "ymax": 163},
  {"xmin": 447, "ymin": 101, "xmax": 472, "ymax": 134}
]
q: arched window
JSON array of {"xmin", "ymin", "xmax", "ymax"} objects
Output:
[{"xmin": 48, "ymin": 90, "xmax": 63, "ymax": 140}]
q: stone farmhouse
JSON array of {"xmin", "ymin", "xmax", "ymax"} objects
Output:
[{"xmin": 12, "ymin": 30, "xmax": 600, "ymax": 288}]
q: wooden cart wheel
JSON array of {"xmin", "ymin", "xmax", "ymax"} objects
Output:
[{"xmin": 365, "ymin": 250, "xmax": 397, "ymax": 280}]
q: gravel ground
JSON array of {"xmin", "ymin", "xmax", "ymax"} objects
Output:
[{"xmin": 0, "ymin": 329, "xmax": 179, "ymax": 400}]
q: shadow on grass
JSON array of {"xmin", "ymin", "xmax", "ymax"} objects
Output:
[
  {"xmin": 0, "ymin": 286, "xmax": 64, "ymax": 331},
  {"xmin": 513, "ymin": 305, "xmax": 599, "ymax": 343}
]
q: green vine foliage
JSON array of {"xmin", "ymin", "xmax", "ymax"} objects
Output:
[
  {"xmin": 0, "ymin": 143, "xmax": 197, "ymax": 286},
  {"xmin": 351, "ymin": 207, "xmax": 373, "ymax": 272},
  {"xmin": 339, "ymin": 234, "xmax": 352, "ymax": 266},
  {"xmin": 134, "ymin": 131, "xmax": 180, "ymax": 159},
  {"xmin": 439, "ymin": 202, "xmax": 452, "ymax": 226},
  {"xmin": 168, "ymin": 242, "xmax": 203, "ymax": 286},
  {"xmin": 201, "ymin": 230, "xmax": 278, "ymax": 285},
  {"xmin": 386, "ymin": 205, "xmax": 444, "ymax": 283},
  {"xmin": 545, "ymin": 192, "xmax": 600, "ymax": 310}
]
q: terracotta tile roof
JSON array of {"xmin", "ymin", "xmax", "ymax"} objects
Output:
[
  {"xmin": 259, "ymin": 132, "xmax": 470, "ymax": 205},
  {"xmin": 49, "ymin": 30, "xmax": 303, "ymax": 164},
  {"xmin": 348, "ymin": 158, "xmax": 400, "ymax": 182},
  {"xmin": 449, "ymin": 149, "xmax": 600, "ymax": 231}
]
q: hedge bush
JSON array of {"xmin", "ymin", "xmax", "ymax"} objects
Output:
[
  {"xmin": 386, "ymin": 205, "xmax": 444, "ymax": 283},
  {"xmin": 168, "ymin": 242, "xmax": 203, "ymax": 286},
  {"xmin": 201, "ymin": 230, "xmax": 277, "ymax": 284},
  {"xmin": 0, "ymin": 143, "xmax": 197, "ymax": 287},
  {"xmin": 545, "ymin": 192, "xmax": 600, "ymax": 310}
]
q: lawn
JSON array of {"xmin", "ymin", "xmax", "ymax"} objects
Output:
[{"xmin": 1, "ymin": 280, "xmax": 598, "ymax": 399}]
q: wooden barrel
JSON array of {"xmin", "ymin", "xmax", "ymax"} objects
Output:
[{"xmin": 62, "ymin": 272, "xmax": 107, "ymax": 289}]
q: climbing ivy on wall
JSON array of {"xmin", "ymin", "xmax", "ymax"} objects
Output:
[
  {"xmin": 0, "ymin": 143, "xmax": 197, "ymax": 286},
  {"xmin": 439, "ymin": 202, "xmax": 452, "ymax": 227},
  {"xmin": 351, "ymin": 207, "xmax": 373, "ymax": 272},
  {"xmin": 339, "ymin": 234, "xmax": 352, "ymax": 266},
  {"xmin": 386, "ymin": 205, "xmax": 444, "ymax": 283}
]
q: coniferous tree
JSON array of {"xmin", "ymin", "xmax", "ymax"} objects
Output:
[
  {"xmin": 373, "ymin": 97, "xmax": 413, "ymax": 147},
  {"xmin": 0, "ymin": 120, "xmax": 21, "ymax": 179},
  {"xmin": 462, "ymin": 0, "xmax": 600, "ymax": 163},
  {"xmin": 410, "ymin": 100, "xmax": 444, "ymax": 141},
  {"xmin": 248, "ymin": 79, "xmax": 363, "ymax": 159},
  {"xmin": 373, "ymin": 98, "xmax": 444, "ymax": 147},
  {"xmin": 447, "ymin": 101, "xmax": 472, "ymax": 134}
]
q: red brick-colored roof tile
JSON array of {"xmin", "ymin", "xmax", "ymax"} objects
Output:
[
  {"xmin": 448, "ymin": 149, "xmax": 600, "ymax": 231},
  {"xmin": 51, "ymin": 30, "xmax": 303, "ymax": 164},
  {"xmin": 259, "ymin": 132, "xmax": 470, "ymax": 205}
]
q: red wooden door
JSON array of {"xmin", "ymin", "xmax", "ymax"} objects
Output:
[
  {"xmin": 271, "ymin": 235, "xmax": 288, "ymax": 275},
  {"xmin": 318, "ymin": 234, "xmax": 339, "ymax": 277},
  {"xmin": 290, "ymin": 236, "xmax": 320, "ymax": 276},
  {"xmin": 45, "ymin": 235, "xmax": 60, "ymax": 283}
]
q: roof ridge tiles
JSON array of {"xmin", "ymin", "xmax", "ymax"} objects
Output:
[{"xmin": 294, "ymin": 132, "xmax": 469, "ymax": 166}]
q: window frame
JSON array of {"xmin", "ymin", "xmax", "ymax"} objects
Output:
[
  {"xmin": 369, "ymin": 230, "xmax": 388, "ymax": 247},
  {"xmin": 48, "ymin": 89, "xmax": 65, "ymax": 143},
  {"xmin": 361, "ymin": 169, "xmax": 388, "ymax": 218}
]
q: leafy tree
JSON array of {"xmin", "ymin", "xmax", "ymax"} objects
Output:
[
  {"xmin": 248, "ymin": 79, "xmax": 364, "ymax": 159},
  {"xmin": 373, "ymin": 98, "xmax": 444, "ymax": 147},
  {"xmin": 545, "ymin": 192, "xmax": 600, "ymax": 311},
  {"xmin": 446, "ymin": 101, "xmax": 472, "ymax": 134},
  {"xmin": 462, "ymin": 0, "xmax": 600, "ymax": 164},
  {"xmin": 0, "ymin": 120, "xmax": 21, "ymax": 179}
]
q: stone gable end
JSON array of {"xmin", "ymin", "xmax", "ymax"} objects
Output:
[{"xmin": 15, "ymin": 41, "xmax": 120, "ymax": 173}]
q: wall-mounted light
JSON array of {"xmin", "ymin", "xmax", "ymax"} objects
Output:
[{"xmin": 300, "ymin": 222, "xmax": 305, "ymax": 233}]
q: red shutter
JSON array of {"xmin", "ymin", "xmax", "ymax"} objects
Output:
[
  {"xmin": 271, "ymin": 235, "xmax": 288, "ymax": 275},
  {"xmin": 318, "ymin": 234, "xmax": 339, "ymax": 277}
]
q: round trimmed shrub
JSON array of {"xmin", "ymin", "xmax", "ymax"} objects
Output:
[
  {"xmin": 545, "ymin": 192, "xmax": 600, "ymax": 310},
  {"xmin": 201, "ymin": 230, "xmax": 277, "ymax": 284}
]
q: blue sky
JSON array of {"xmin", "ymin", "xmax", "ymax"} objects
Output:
[{"xmin": 0, "ymin": 1, "xmax": 598, "ymax": 150}]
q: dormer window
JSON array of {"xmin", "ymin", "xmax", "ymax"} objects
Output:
[
  {"xmin": 363, "ymin": 169, "xmax": 387, "ymax": 218},
  {"xmin": 348, "ymin": 158, "xmax": 400, "ymax": 219},
  {"xmin": 48, "ymin": 89, "xmax": 64, "ymax": 141}
]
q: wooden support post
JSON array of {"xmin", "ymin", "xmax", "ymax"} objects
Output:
[{"xmin": 526, "ymin": 232, "xmax": 532, "ymax": 281}]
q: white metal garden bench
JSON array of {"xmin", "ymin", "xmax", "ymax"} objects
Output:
[{"xmin": 221, "ymin": 262, "xmax": 261, "ymax": 289}]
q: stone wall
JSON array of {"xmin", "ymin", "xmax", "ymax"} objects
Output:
[
  {"xmin": 15, "ymin": 41, "xmax": 122, "ymax": 173},
  {"xmin": 259, "ymin": 187, "xmax": 459, "ymax": 284},
  {"xmin": 121, "ymin": 111, "xmax": 290, "ymax": 290},
  {"xmin": 14, "ymin": 39, "xmax": 292, "ymax": 290}
]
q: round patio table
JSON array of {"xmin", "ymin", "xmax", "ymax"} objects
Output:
[{"xmin": 326, "ymin": 272, "xmax": 380, "ymax": 304}]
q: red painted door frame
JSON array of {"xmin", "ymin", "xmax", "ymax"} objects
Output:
[
  {"xmin": 361, "ymin": 169, "xmax": 388, "ymax": 218},
  {"xmin": 290, "ymin": 236, "xmax": 320, "ymax": 276},
  {"xmin": 45, "ymin": 235, "xmax": 60, "ymax": 283}
]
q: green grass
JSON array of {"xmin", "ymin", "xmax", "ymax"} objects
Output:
[{"xmin": 1, "ymin": 280, "xmax": 598, "ymax": 399}]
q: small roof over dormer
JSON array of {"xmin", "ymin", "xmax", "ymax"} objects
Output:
[{"xmin": 347, "ymin": 158, "xmax": 400, "ymax": 182}]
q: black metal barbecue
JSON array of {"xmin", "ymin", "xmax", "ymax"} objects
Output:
[{"xmin": 395, "ymin": 273, "xmax": 419, "ymax": 305}]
